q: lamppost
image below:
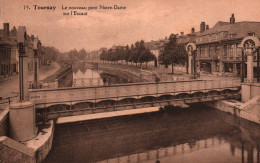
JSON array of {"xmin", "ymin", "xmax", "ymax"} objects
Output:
[
  {"xmin": 17, "ymin": 27, "xmax": 29, "ymax": 101},
  {"xmin": 186, "ymin": 43, "xmax": 197, "ymax": 79},
  {"xmin": 33, "ymin": 37, "xmax": 39, "ymax": 88},
  {"xmin": 240, "ymin": 36, "xmax": 260, "ymax": 83}
]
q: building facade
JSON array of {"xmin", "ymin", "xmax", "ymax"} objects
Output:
[
  {"xmin": 178, "ymin": 14, "xmax": 260, "ymax": 76},
  {"xmin": 0, "ymin": 23, "xmax": 18, "ymax": 77},
  {"xmin": 0, "ymin": 23, "xmax": 45, "ymax": 78}
]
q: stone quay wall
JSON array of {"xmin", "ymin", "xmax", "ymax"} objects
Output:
[
  {"xmin": 205, "ymin": 98, "xmax": 260, "ymax": 124},
  {"xmin": 0, "ymin": 109, "xmax": 9, "ymax": 137},
  {"xmin": 0, "ymin": 136, "xmax": 36, "ymax": 163},
  {"xmin": 57, "ymin": 66, "xmax": 73, "ymax": 88}
]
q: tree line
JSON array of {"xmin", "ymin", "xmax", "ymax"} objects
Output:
[
  {"xmin": 100, "ymin": 34, "xmax": 187, "ymax": 73},
  {"xmin": 100, "ymin": 40, "xmax": 156, "ymax": 69}
]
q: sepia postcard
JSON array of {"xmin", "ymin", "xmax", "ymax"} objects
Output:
[{"xmin": 0, "ymin": 0, "xmax": 260, "ymax": 162}]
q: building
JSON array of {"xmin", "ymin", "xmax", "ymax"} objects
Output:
[
  {"xmin": 0, "ymin": 23, "xmax": 45, "ymax": 78},
  {"xmin": 0, "ymin": 23, "xmax": 19, "ymax": 77},
  {"xmin": 177, "ymin": 28, "xmax": 199, "ymax": 45},
  {"xmin": 144, "ymin": 37, "xmax": 168, "ymax": 66},
  {"xmin": 178, "ymin": 14, "xmax": 260, "ymax": 76}
]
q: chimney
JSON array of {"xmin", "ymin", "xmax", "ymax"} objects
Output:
[
  {"xmin": 191, "ymin": 28, "xmax": 195, "ymax": 33},
  {"xmin": 230, "ymin": 13, "xmax": 235, "ymax": 24},
  {"xmin": 206, "ymin": 25, "xmax": 209, "ymax": 30},
  {"xmin": 181, "ymin": 32, "xmax": 184, "ymax": 36},
  {"xmin": 31, "ymin": 35, "xmax": 35, "ymax": 41},
  {"xmin": 3, "ymin": 23, "xmax": 9, "ymax": 37},
  {"xmin": 200, "ymin": 22, "xmax": 206, "ymax": 33}
]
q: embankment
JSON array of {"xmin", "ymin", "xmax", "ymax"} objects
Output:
[{"xmin": 43, "ymin": 62, "xmax": 73, "ymax": 88}]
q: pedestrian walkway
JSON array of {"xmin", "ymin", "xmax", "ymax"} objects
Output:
[{"xmin": 0, "ymin": 62, "xmax": 60, "ymax": 107}]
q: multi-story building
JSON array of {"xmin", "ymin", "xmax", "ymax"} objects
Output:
[
  {"xmin": 0, "ymin": 23, "xmax": 19, "ymax": 77},
  {"xmin": 0, "ymin": 23, "xmax": 45, "ymax": 78},
  {"xmin": 178, "ymin": 14, "xmax": 260, "ymax": 76}
]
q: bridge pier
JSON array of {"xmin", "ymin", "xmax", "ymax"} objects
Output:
[{"xmin": 9, "ymin": 102, "xmax": 37, "ymax": 142}]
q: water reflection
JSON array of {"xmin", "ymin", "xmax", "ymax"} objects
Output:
[
  {"xmin": 44, "ymin": 104, "xmax": 260, "ymax": 163},
  {"xmin": 72, "ymin": 65, "xmax": 133, "ymax": 87}
]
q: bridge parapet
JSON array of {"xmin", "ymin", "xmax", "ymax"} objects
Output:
[{"xmin": 29, "ymin": 79, "xmax": 241, "ymax": 108}]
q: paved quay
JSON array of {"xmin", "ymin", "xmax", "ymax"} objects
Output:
[{"xmin": 0, "ymin": 62, "xmax": 60, "ymax": 108}]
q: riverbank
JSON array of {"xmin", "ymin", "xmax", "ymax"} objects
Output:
[
  {"xmin": 206, "ymin": 97, "xmax": 260, "ymax": 125},
  {"xmin": 43, "ymin": 62, "xmax": 73, "ymax": 88}
]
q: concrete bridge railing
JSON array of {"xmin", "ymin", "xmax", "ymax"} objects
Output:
[{"xmin": 29, "ymin": 79, "xmax": 241, "ymax": 108}]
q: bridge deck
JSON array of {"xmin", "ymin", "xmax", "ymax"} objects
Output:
[{"xmin": 30, "ymin": 79, "xmax": 241, "ymax": 108}]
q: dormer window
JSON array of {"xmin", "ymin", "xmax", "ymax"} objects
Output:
[{"xmin": 247, "ymin": 32, "xmax": 255, "ymax": 36}]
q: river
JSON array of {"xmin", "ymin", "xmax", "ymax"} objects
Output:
[{"xmin": 44, "ymin": 104, "xmax": 260, "ymax": 163}]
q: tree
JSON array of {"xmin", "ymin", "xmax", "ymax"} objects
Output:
[
  {"xmin": 45, "ymin": 46, "xmax": 60, "ymax": 61},
  {"xmin": 78, "ymin": 48, "xmax": 87, "ymax": 60},
  {"xmin": 68, "ymin": 49, "xmax": 79, "ymax": 62},
  {"xmin": 159, "ymin": 34, "xmax": 187, "ymax": 74},
  {"xmin": 100, "ymin": 50, "xmax": 107, "ymax": 63},
  {"xmin": 128, "ymin": 44, "xmax": 135, "ymax": 66},
  {"xmin": 124, "ymin": 45, "xmax": 130, "ymax": 65},
  {"xmin": 138, "ymin": 49, "xmax": 156, "ymax": 69}
]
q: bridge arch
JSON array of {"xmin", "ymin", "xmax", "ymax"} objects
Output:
[
  {"xmin": 72, "ymin": 102, "xmax": 94, "ymax": 110},
  {"xmin": 45, "ymin": 104, "xmax": 70, "ymax": 112},
  {"xmin": 173, "ymin": 93, "xmax": 191, "ymax": 99},
  {"xmin": 158, "ymin": 94, "xmax": 174, "ymax": 101},
  {"xmin": 138, "ymin": 96, "xmax": 157, "ymax": 103},
  {"xmin": 95, "ymin": 99, "xmax": 117, "ymax": 108}
]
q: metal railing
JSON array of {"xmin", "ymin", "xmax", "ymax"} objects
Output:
[{"xmin": 0, "ymin": 95, "xmax": 18, "ymax": 105}]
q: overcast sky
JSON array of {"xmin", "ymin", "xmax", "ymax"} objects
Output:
[{"xmin": 1, "ymin": 0, "xmax": 260, "ymax": 52}]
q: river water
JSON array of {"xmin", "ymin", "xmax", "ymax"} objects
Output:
[
  {"xmin": 72, "ymin": 66, "xmax": 131, "ymax": 87},
  {"xmin": 44, "ymin": 104, "xmax": 260, "ymax": 163},
  {"xmin": 44, "ymin": 66, "xmax": 260, "ymax": 163}
]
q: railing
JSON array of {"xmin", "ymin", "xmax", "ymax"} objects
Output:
[
  {"xmin": 0, "ymin": 95, "xmax": 18, "ymax": 105},
  {"xmin": 29, "ymin": 79, "xmax": 241, "ymax": 107},
  {"xmin": 73, "ymin": 78, "xmax": 104, "ymax": 87}
]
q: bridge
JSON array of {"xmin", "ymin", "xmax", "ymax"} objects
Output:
[{"xmin": 29, "ymin": 79, "xmax": 241, "ymax": 120}]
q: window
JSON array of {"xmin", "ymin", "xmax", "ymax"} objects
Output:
[
  {"xmin": 209, "ymin": 46, "xmax": 213, "ymax": 57},
  {"xmin": 236, "ymin": 43, "xmax": 241, "ymax": 57},
  {"xmin": 200, "ymin": 47, "xmax": 204, "ymax": 57},
  {"xmin": 230, "ymin": 45, "xmax": 234, "ymax": 57},
  {"xmin": 215, "ymin": 46, "xmax": 220, "ymax": 55},
  {"xmin": 224, "ymin": 45, "xmax": 227, "ymax": 56}
]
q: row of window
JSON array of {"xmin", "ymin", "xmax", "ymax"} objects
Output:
[{"xmin": 197, "ymin": 44, "xmax": 242, "ymax": 58}]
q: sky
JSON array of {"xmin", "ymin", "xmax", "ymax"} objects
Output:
[{"xmin": 1, "ymin": 0, "xmax": 260, "ymax": 52}]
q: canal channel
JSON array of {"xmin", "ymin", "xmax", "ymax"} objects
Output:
[{"xmin": 44, "ymin": 65, "xmax": 260, "ymax": 163}]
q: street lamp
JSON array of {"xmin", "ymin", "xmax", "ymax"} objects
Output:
[
  {"xmin": 186, "ymin": 43, "xmax": 197, "ymax": 79},
  {"xmin": 33, "ymin": 37, "xmax": 39, "ymax": 88},
  {"xmin": 17, "ymin": 27, "xmax": 29, "ymax": 101}
]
